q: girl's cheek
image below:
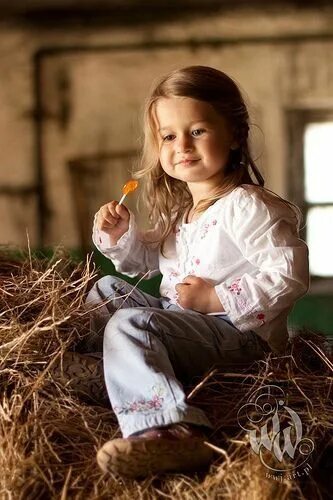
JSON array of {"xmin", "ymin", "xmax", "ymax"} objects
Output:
[{"xmin": 160, "ymin": 151, "xmax": 170, "ymax": 166}]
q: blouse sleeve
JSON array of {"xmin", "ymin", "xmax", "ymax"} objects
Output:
[
  {"xmin": 92, "ymin": 210, "xmax": 160, "ymax": 279},
  {"xmin": 214, "ymin": 189, "xmax": 310, "ymax": 332}
]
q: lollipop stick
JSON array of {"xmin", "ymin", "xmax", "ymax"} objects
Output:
[{"xmin": 118, "ymin": 194, "xmax": 126, "ymax": 206}]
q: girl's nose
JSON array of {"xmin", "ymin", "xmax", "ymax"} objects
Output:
[{"xmin": 176, "ymin": 134, "xmax": 193, "ymax": 153}]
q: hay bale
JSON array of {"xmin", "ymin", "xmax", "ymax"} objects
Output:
[{"xmin": 0, "ymin": 248, "xmax": 332, "ymax": 499}]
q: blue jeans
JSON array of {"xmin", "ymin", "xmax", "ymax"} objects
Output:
[{"xmin": 86, "ymin": 275, "xmax": 267, "ymax": 438}]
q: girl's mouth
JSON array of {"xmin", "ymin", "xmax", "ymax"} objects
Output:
[{"xmin": 178, "ymin": 159, "xmax": 199, "ymax": 165}]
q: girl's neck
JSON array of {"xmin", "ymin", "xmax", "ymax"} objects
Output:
[
  {"xmin": 187, "ymin": 191, "xmax": 214, "ymax": 216},
  {"xmin": 185, "ymin": 184, "xmax": 234, "ymax": 223},
  {"xmin": 187, "ymin": 178, "xmax": 224, "ymax": 208},
  {"xmin": 185, "ymin": 205, "xmax": 197, "ymax": 224}
]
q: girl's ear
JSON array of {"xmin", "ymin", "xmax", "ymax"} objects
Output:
[{"xmin": 230, "ymin": 140, "xmax": 239, "ymax": 150}]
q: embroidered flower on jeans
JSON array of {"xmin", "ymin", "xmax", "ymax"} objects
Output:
[{"xmin": 114, "ymin": 384, "xmax": 166, "ymax": 415}]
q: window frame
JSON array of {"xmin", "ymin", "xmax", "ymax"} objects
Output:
[{"xmin": 286, "ymin": 108, "xmax": 333, "ymax": 293}]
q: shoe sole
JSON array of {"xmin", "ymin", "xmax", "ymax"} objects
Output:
[
  {"xmin": 49, "ymin": 351, "xmax": 108, "ymax": 403},
  {"xmin": 97, "ymin": 437, "xmax": 214, "ymax": 478}
]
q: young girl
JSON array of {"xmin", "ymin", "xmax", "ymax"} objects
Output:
[{"xmin": 87, "ymin": 65, "xmax": 309, "ymax": 478}]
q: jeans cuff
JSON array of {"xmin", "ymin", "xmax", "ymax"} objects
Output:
[{"xmin": 118, "ymin": 405, "xmax": 213, "ymax": 438}]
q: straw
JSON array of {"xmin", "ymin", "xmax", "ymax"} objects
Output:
[{"xmin": 0, "ymin": 247, "xmax": 332, "ymax": 499}]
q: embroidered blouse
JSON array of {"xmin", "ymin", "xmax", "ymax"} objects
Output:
[{"xmin": 93, "ymin": 184, "xmax": 309, "ymax": 353}]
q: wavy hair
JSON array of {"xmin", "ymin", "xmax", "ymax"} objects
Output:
[{"xmin": 133, "ymin": 66, "xmax": 303, "ymax": 255}]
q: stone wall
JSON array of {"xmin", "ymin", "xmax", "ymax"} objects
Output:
[{"xmin": 0, "ymin": 4, "xmax": 333, "ymax": 248}]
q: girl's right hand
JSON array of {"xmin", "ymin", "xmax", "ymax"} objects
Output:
[{"xmin": 96, "ymin": 201, "xmax": 130, "ymax": 246}]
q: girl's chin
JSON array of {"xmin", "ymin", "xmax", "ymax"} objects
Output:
[
  {"xmin": 178, "ymin": 170, "xmax": 208, "ymax": 180},
  {"xmin": 163, "ymin": 168, "xmax": 211, "ymax": 183}
]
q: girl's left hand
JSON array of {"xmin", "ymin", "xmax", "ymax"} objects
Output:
[{"xmin": 175, "ymin": 276, "xmax": 225, "ymax": 314}]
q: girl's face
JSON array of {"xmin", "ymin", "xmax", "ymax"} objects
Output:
[{"xmin": 154, "ymin": 96, "xmax": 236, "ymax": 191}]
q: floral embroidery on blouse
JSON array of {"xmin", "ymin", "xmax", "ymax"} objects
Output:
[
  {"xmin": 256, "ymin": 312, "xmax": 266, "ymax": 326},
  {"xmin": 227, "ymin": 278, "xmax": 248, "ymax": 311},
  {"xmin": 114, "ymin": 384, "xmax": 165, "ymax": 415},
  {"xmin": 200, "ymin": 219, "xmax": 218, "ymax": 239},
  {"xmin": 237, "ymin": 297, "xmax": 248, "ymax": 310},
  {"xmin": 228, "ymin": 278, "xmax": 242, "ymax": 295},
  {"xmin": 169, "ymin": 270, "xmax": 180, "ymax": 281},
  {"xmin": 185, "ymin": 256, "xmax": 201, "ymax": 276}
]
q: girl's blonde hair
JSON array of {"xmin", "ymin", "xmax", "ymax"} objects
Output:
[{"xmin": 134, "ymin": 65, "xmax": 302, "ymax": 254}]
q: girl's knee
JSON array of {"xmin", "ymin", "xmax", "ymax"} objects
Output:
[
  {"xmin": 95, "ymin": 274, "xmax": 126, "ymax": 291},
  {"xmin": 106, "ymin": 307, "xmax": 151, "ymax": 328},
  {"xmin": 104, "ymin": 308, "xmax": 153, "ymax": 344},
  {"xmin": 86, "ymin": 275, "xmax": 127, "ymax": 305}
]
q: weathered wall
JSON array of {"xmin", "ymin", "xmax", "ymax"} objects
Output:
[{"xmin": 0, "ymin": 5, "xmax": 333, "ymax": 248}]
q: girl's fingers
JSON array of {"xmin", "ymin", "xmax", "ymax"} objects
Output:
[
  {"xmin": 107, "ymin": 201, "xmax": 129, "ymax": 221},
  {"xmin": 97, "ymin": 217, "xmax": 110, "ymax": 232},
  {"xmin": 96, "ymin": 200, "xmax": 130, "ymax": 232},
  {"xmin": 175, "ymin": 283, "xmax": 185, "ymax": 293},
  {"xmin": 97, "ymin": 207, "xmax": 117, "ymax": 230},
  {"xmin": 115, "ymin": 203, "xmax": 130, "ymax": 220},
  {"xmin": 99, "ymin": 216, "xmax": 115, "ymax": 229},
  {"xmin": 99, "ymin": 207, "xmax": 116, "ymax": 226},
  {"xmin": 182, "ymin": 275, "xmax": 197, "ymax": 284},
  {"xmin": 108, "ymin": 201, "xmax": 120, "ymax": 220}
]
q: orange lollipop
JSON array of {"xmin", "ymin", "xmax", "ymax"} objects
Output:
[{"xmin": 118, "ymin": 179, "xmax": 138, "ymax": 205}]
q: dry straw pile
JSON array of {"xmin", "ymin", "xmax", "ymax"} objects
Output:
[{"xmin": 0, "ymin": 248, "xmax": 332, "ymax": 499}]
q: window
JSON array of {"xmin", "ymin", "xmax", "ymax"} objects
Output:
[
  {"xmin": 288, "ymin": 110, "xmax": 333, "ymax": 287},
  {"xmin": 304, "ymin": 122, "xmax": 333, "ymax": 277}
]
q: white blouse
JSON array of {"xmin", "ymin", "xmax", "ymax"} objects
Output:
[{"xmin": 93, "ymin": 184, "xmax": 310, "ymax": 354}]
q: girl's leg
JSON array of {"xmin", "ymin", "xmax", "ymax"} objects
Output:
[
  {"xmin": 103, "ymin": 307, "xmax": 212, "ymax": 438},
  {"xmin": 87, "ymin": 275, "xmax": 162, "ymax": 314},
  {"xmin": 97, "ymin": 307, "xmax": 266, "ymax": 477},
  {"xmin": 80, "ymin": 275, "xmax": 162, "ymax": 352},
  {"xmin": 102, "ymin": 306, "xmax": 265, "ymax": 438}
]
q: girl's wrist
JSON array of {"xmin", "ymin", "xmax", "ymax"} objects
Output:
[{"xmin": 205, "ymin": 287, "xmax": 225, "ymax": 314}]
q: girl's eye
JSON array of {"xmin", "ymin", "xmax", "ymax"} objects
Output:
[
  {"xmin": 162, "ymin": 134, "xmax": 175, "ymax": 142},
  {"xmin": 192, "ymin": 129, "xmax": 205, "ymax": 137}
]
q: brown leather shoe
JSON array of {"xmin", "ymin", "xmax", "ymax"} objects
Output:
[{"xmin": 97, "ymin": 423, "xmax": 214, "ymax": 478}]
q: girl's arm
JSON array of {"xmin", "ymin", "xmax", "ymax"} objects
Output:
[
  {"xmin": 214, "ymin": 191, "xmax": 310, "ymax": 331},
  {"xmin": 93, "ymin": 210, "xmax": 160, "ymax": 279}
]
